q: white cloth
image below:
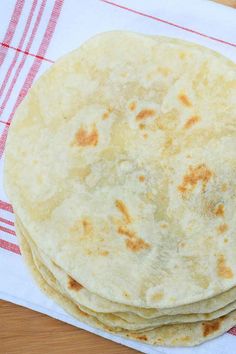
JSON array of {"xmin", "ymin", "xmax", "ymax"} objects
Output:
[{"xmin": 0, "ymin": 1, "xmax": 236, "ymax": 353}]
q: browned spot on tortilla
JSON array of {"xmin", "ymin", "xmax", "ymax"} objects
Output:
[
  {"xmin": 129, "ymin": 102, "xmax": 136, "ymax": 111},
  {"xmin": 73, "ymin": 125, "xmax": 98, "ymax": 147},
  {"xmin": 202, "ymin": 317, "xmax": 226, "ymax": 337},
  {"xmin": 79, "ymin": 309, "xmax": 89, "ymax": 317},
  {"xmin": 184, "ymin": 115, "xmax": 200, "ymax": 129},
  {"xmin": 125, "ymin": 238, "xmax": 150, "ymax": 252},
  {"xmin": 118, "ymin": 226, "xmax": 136, "ymax": 239},
  {"xmin": 99, "ymin": 250, "xmax": 109, "ymax": 256},
  {"xmin": 221, "ymin": 183, "xmax": 228, "ymax": 192},
  {"xmin": 123, "ymin": 291, "xmax": 130, "ymax": 298},
  {"xmin": 103, "ymin": 325, "xmax": 113, "ymax": 332},
  {"xmin": 139, "ymin": 175, "xmax": 145, "ymax": 182},
  {"xmin": 217, "ymin": 255, "xmax": 233, "ymax": 279},
  {"xmin": 137, "ymin": 335, "xmax": 148, "ymax": 341},
  {"xmin": 82, "ymin": 218, "xmax": 93, "ymax": 235},
  {"xmin": 224, "ymin": 238, "xmax": 228, "ymax": 243},
  {"xmin": 118, "ymin": 226, "xmax": 150, "ymax": 252},
  {"xmin": 151, "ymin": 292, "xmax": 164, "ymax": 301},
  {"xmin": 115, "ymin": 200, "xmax": 132, "ymax": 224},
  {"xmin": 179, "ymin": 242, "xmax": 186, "ymax": 248},
  {"xmin": 102, "ymin": 111, "xmax": 109, "ymax": 120},
  {"xmin": 143, "ymin": 133, "xmax": 148, "ymax": 139},
  {"xmin": 68, "ymin": 276, "xmax": 83, "ymax": 291},
  {"xmin": 178, "ymin": 164, "xmax": 213, "ymax": 196},
  {"xmin": 178, "ymin": 93, "xmax": 192, "ymax": 107},
  {"xmin": 136, "ymin": 109, "xmax": 155, "ymax": 121},
  {"xmin": 214, "ymin": 204, "xmax": 224, "ymax": 217},
  {"xmin": 160, "ymin": 223, "xmax": 168, "ymax": 229},
  {"xmin": 139, "ymin": 123, "xmax": 145, "ymax": 130},
  {"xmin": 102, "ymin": 107, "xmax": 113, "ymax": 120},
  {"xmin": 217, "ymin": 223, "xmax": 228, "ymax": 234}
]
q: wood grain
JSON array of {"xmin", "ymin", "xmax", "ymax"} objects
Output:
[
  {"xmin": 1, "ymin": 1, "xmax": 234, "ymax": 353},
  {"xmin": 212, "ymin": 0, "xmax": 236, "ymax": 7},
  {"xmin": 1, "ymin": 300, "xmax": 137, "ymax": 354}
]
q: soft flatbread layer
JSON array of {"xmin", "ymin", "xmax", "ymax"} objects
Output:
[
  {"xmin": 16, "ymin": 216, "xmax": 236, "ymax": 331},
  {"xmin": 16, "ymin": 215, "xmax": 236, "ymax": 322},
  {"xmin": 18, "ymin": 223, "xmax": 236, "ymax": 347}
]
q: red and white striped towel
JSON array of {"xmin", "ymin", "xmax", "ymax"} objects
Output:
[{"xmin": 0, "ymin": 1, "xmax": 236, "ymax": 353}]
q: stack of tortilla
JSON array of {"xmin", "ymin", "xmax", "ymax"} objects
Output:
[{"xmin": 4, "ymin": 32, "xmax": 236, "ymax": 347}]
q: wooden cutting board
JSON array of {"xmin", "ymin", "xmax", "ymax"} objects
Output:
[{"xmin": 1, "ymin": 1, "xmax": 235, "ymax": 353}]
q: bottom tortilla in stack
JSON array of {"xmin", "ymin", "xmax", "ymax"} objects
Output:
[{"xmin": 15, "ymin": 217, "xmax": 236, "ymax": 347}]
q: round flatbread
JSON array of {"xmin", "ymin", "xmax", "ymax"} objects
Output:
[
  {"xmin": 5, "ymin": 32, "xmax": 236, "ymax": 310},
  {"xmin": 19, "ymin": 226, "xmax": 236, "ymax": 347},
  {"xmin": 15, "ymin": 215, "xmax": 236, "ymax": 317}
]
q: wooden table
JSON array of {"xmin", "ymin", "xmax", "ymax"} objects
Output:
[
  {"xmin": 1, "ymin": 300, "xmax": 137, "ymax": 354},
  {"xmin": 1, "ymin": 1, "xmax": 235, "ymax": 353},
  {"xmin": 212, "ymin": 0, "xmax": 236, "ymax": 7}
]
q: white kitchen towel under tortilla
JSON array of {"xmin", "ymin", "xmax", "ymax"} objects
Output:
[{"xmin": 0, "ymin": 1, "xmax": 236, "ymax": 353}]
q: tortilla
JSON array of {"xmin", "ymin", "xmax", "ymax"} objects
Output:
[
  {"xmin": 4, "ymin": 32, "xmax": 236, "ymax": 346},
  {"xmin": 19, "ymin": 224, "xmax": 236, "ymax": 347},
  {"xmin": 5, "ymin": 31, "xmax": 236, "ymax": 308},
  {"xmin": 14, "ymin": 216, "xmax": 236, "ymax": 332}
]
